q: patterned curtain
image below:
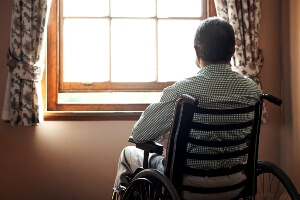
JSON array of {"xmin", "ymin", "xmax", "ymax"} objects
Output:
[
  {"xmin": 1, "ymin": 0, "xmax": 52, "ymax": 126},
  {"xmin": 214, "ymin": 0, "xmax": 267, "ymax": 123}
]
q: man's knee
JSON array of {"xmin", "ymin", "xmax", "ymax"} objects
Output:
[
  {"xmin": 121, "ymin": 146, "xmax": 138, "ymax": 159},
  {"xmin": 122, "ymin": 146, "xmax": 144, "ymax": 163},
  {"xmin": 123, "ymin": 146, "xmax": 136, "ymax": 152},
  {"xmin": 119, "ymin": 146, "xmax": 143, "ymax": 165}
]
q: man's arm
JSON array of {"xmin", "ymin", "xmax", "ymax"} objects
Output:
[{"xmin": 132, "ymin": 85, "xmax": 178, "ymax": 143}]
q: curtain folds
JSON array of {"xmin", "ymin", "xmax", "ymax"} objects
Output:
[
  {"xmin": 1, "ymin": 0, "xmax": 51, "ymax": 126},
  {"xmin": 214, "ymin": 0, "xmax": 267, "ymax": 123}
]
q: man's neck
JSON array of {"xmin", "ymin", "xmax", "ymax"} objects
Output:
[{"xmin": 202, "ymin": 60, "xmax": 230, "ymax": 67}]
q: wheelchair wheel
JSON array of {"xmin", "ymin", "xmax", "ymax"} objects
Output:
[
  {"xmin": 256, "ymin": 160, "xmax": 300, "ymax": 200},
  {"xmin": 122, "ymin": 169, "xmax": 180, "ymax": 200}
]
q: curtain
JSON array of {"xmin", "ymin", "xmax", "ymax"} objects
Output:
[
  {"xmin": 214, "ymin": 0, "xmax": 267, "ymax": 123},
  {"xmin": 1, "ymin": 0, "xmax": 51, "ymax": 126}
]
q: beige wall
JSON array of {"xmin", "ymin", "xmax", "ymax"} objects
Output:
[
  {"xmin": 280, "ymin": 0, "xmax": 300, "ymax": 189},
  {"xmin": 258, "ymin": 0, "xmax": 281, "ymax": 165},
  {"xmin": 0, "ymin": 0, "xmax": 297, "ymax": 199}
]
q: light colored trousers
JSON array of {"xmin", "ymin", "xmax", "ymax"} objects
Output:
[{"xmin": 114, "ymin": 146, "xmax": 246, "ymax": 200}]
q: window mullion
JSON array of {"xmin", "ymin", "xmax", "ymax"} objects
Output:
[
  {"xmin": 59, "ymin": 0, "xmax": 64, "ymax": 92},
  {"xmin": 155, "ymin": 0, "xmax": 158, "ymax": 82},
  {"xmin": 109, "ymin": 0, "xmax": 112, "ymax": 82}
]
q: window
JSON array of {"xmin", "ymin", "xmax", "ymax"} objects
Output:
[{"xmin": 46, "ymin": 0, "xmax": 216, "ymax": 119}]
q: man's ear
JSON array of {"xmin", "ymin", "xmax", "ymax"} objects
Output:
[{"xmin": 194, "ymin": 45, "xmax": 200, "ymax": 59}]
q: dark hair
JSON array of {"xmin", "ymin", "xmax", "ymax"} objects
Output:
[{"xmin": 194, "ymin": 17, "xmax": 235, "ymax": 62}]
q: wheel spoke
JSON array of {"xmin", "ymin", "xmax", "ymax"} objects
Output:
[
  {"xmin": 256, "ymin": 161, "xmax": 298, "ymax": 200},
  {"xmin": 123, "ymin": 170, "xmax": 180, "ymax": 200},
  {"xmin": 265, "ymin": 174, "xmax": 275, "ymax": 197}
]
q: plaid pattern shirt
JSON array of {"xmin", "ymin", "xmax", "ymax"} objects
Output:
[{"xmin": 132, "ymin": 64, "xmax": 261, "ymax": 169}]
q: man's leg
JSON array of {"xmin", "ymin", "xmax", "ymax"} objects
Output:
[
  {"xmin": 112, "ymin": 146, "xmax": 166, "ymax": 200},
  {"xmin": 149, "ymin": 153, "xmax": 165, "ymax": 173},
  {"xmin": 113, "ymin": 146, "xmax": 166, "ymax": 188},
  {"xmin": 113, "ymin": 146, "xmax": 146, "ymax": 188}
]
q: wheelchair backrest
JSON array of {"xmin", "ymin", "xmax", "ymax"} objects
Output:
[{"xmin": 164, "ymin": 94, "xmax": 263, "ymax": 197}]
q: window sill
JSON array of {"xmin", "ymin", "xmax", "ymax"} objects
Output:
[{"xmin": 44, "ymin": 111, "xmax": 142, "ymax": 121}]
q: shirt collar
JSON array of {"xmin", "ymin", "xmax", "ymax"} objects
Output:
[{"xmin": 197, "ymin": 64, "xmax": 232, "ymax": 76}]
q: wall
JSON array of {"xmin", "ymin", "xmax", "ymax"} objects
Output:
[
  {"xmin": 0, "ymin": 0, "xmax": 292, "ymax": 199},
  {"xmin": 258, "ymin": 0, "xmax": 281, "ymax": 165},
  {"xmin": 280, "ymin": 0, "xmax": 300, "ymax": 189}
]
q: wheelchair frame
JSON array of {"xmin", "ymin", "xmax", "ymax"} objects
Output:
[{"xmin": 112, "ymin": 94, "xmax": 300, "ymax": 200}]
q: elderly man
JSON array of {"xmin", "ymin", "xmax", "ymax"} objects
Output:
[{"xmin": 112, "ymin": 16, "xmax": 261, "ymax": 199}]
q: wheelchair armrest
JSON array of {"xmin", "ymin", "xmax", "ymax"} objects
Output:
[{"xmin": 128, "ymin": 136, "xmax": 164, "ymax": 155}]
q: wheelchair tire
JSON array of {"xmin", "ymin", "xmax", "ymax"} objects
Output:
[
  {"xmin": 256, "ymin": 160, "xmax": 300, "ymax": 200},
  {"xmin": 122, "ymin": 169, "xmax": 180, "ymax": 200}
]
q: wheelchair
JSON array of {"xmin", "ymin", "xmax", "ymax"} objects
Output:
[{"xmin": 112, "ymin": 94, "xmax": 300, "ymax": 200}]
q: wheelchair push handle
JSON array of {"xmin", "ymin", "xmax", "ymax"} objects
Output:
[{"xmin": 262, "ymin": 94, "xmax": 282, "ymax": 106}]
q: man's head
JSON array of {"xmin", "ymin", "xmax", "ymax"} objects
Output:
[{"xmin": 194, "ymin": 17, "xmax": 235, "ymax": 64}]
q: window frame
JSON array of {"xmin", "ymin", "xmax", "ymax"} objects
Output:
[{"xmin": 45, "ymin": 0, "xmax": 216, "ymax": 120}]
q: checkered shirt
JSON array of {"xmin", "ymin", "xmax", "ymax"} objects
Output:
[{"xmin": 132, "ymin": 64, "xmax": 261, "ymax": 169}]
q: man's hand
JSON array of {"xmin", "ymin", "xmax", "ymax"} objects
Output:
[{"xmin": 157, "ymin": 133, "xmax": 170, "ymax": 149}]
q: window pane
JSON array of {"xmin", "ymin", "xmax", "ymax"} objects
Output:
[
  {"xmin": 63, "ymin": 19, "xmax": 110, "ymax": 82},
  {"xmin": 63, "ymin": 0, "xmax": 109, "ymax": 17},
  {"xmin": 157, "ymin": 0, "xmax": 204, "ymax": 18},
  {"xmin": 158, "ymin": 20, "xmax": 200, "ymax": 81},
  {"xmin": 111, "ymin": 0, "xmax": 155, "ymax": 17},
  {"xmin": 111, "ymin": 19, "xmax": 156, "ymax": 82}
]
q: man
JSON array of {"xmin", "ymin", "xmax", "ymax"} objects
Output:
[{"xmin": 113, "ymin": 17, "xmax": 261, "ymax": 199}]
